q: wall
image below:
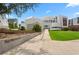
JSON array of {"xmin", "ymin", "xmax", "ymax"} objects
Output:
[
  {"xmin": 0, "ymin": 18, "xmax": 8, "ymax": 29},
  {"xmin": 73, "ymin": 18, "xmax": 79, "ymax": 25}
]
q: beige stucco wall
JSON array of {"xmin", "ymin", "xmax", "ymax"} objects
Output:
[
  {"xmin": 0, "ymin": 16, "xmax": 8, "ymax": 29},
  {"xmin": 25, "ymin": 16, "xmax": 43, "ymax": 30}
]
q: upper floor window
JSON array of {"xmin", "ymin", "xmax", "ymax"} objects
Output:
[
  {"xmin": 44, "ymin": 20, "xmax": 49, "ymax": 23},
  {"xmin": 52, "ymin": 19, "xmax": 56, "ymax": 23},
  {"xmin": 63, "ymin": 18, "xmax": 67, "ymax": 26},
  {"xmin": 49, "ymin": 20, "xmax": 52, "ymax": 23},
  {"xmin": 77, "ymin": 17, "xmax": 79, "ymax": 23},
  {"xmin": 44, "ymin": 17, "xmax": 57, "ymax": 23},
  {"xmin": 52, "ymin": 17, "xmax": 57, "ymax": 23},
  {"xmin": 55, "ymin": 17, "xmax": 57, "ymax": 20}
]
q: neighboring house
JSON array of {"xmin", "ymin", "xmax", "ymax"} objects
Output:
[
  {"xmin": 42, "ymin": 16, "xmax": 68, "ymax": 30},
  {"xmin": 69, "ymin": 17, "xmax": 79, "ymax": 26},
  {"xmin": 69, "ymin": 17, "xmax": 79, "ymax": 30},
  {"xmin": 0, "ymin": 15, "xmax": 8, "ymax": 29},
  {"xmin": 8, "ymin": 18, "xmax": 18, "ymax": 29},
  {"xmin": 25, "ymin": 16, "xmax": 43, "ymax": 30}
]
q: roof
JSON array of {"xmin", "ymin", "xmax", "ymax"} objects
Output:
[{"xmin": 25, "ymin": 16, "xmax": 42, "ymax": 24}]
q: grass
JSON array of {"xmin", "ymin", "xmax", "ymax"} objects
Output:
[{"xmin": 49, "ymin": 30, "xmax": 79, "ymax": 41}]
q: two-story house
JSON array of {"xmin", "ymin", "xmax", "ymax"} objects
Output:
[
  {"xmin": 69, "ymin": 17, "xmax": 79, "ymax": 30},
  {"xmin": 42, "ymin": 16, "xmax": 68, "ymax": 30},
  {"xmin": 69, "ymin": 17, "xmax": 79, "ymax": 26},
  {"xmin": 25, "ymin": 16, "xmax": 43, "ymax": 30}
]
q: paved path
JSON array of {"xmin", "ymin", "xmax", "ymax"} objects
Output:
[{"xmin": 3, "ymin": 29, "xmax": 79, "ymax": 55}]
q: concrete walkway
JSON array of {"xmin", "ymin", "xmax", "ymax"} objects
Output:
[{"xmin": 3, "ymin": 29, "xmax": 79, "ymax": 55}]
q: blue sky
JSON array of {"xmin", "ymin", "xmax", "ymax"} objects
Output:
[{"xmin": 8, "ymin": 3, "xmax": 79, "ymax": 23}]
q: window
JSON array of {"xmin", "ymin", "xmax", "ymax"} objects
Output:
[
  {"xmin": 63, "ymin": 18, "xmax": 67, "ymax": 26},
  {"xmin": 44, "ymin": 25, "xmax": 48, "ymax": 27},
  {"xmin": 27, "ymin": 24, "xmax": 34, "ymax": 29},
  {"xmin": 55, "ymin": 17, "xmax": 57, "ymax": 20},
  {"xmin": 52, "ymin": 19, "xmax": 55, "ymax": 22},
  {"xmin": 52, "ymin": 27, "xmax": 61, "ymax": 28},
  {"xmin": 71, "ymin": 19, "xmax": 73, "ymax": 25},
  {"xmin": 44, "ymin": 20, "xmax": 48, "ymax": 23},
  {"xmin": 49, "ymin": 20, "xmax": 52, "ymax": 23},
  {"xmin": 69, "ymin": 20, "xmax": 70, "ymax": 25},
  {"xmin": 55, "ymin": 19, "xmax": 57, "ymax": 23},
  {"xmin": 77, "ymin": 17, "xmax": 79, "ymax": 23},
  {"xmin": 44, "ymin": 25, "xmax": 49, "ymax": 29},
  {"xmin": 52, "ymin": 17, "xmax": 57, "ymax": 23},
  {"xmin": 69, "ymin": 19, "xmax": 73, "ymax": 26}
]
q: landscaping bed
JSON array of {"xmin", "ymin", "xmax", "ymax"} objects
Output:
[
  {"xmin": 0, "ymin": 29, "xmax": 35, "ymax": 39},
  {"xmin": 0, "ymin": 33, "xmax": 26, "ymax": 39},
  {"xmin": 49, "ymin": 30, "xmax": 79, "ymax": 41},
  {"xmin": 0, "ymin": 32, "xmax": 41, "ymax": 54}
]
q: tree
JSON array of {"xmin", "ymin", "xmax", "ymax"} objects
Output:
[
  {"xmin": 32, "ymin": 24, "xmax": 41, "ymax": 32},
  {"xmin": 14, "ymin": 22, "xmax": 18, "ymax": 29},
  {"xmin": 0, "ymin": 3, "xmax": 38, "ymax": 17},
  {"xmin": 8, "ymin": 23, "xmax": 14, "ymax": 29},
  {"xmin": 20, "ymin": 26, "xmax": 25, "ymax": 30},
  {"xmin": 8, "ymin": 22, "xmax": 18, "ymax": 29}
]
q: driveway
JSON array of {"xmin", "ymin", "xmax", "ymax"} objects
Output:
[{"xmin": 3, "ymin": 29, "xmax": 79, "ymax": 55}]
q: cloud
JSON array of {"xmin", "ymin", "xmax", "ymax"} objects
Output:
[
  {"xmin": 74, "ymin": 12, "xmax": 79, "ymax": 16},
  {"xmin": 66, "ymin": 3, "xmax": 79, "ymax": 7},
  {"xmin": 75, "ymin": 12, "xmax": 79, "ymax": 15},
  {"xmin": 72, "ymin": 12, "xmax": 79, "ymax": 18},
  {"xmin": 65, "ymin": 0, "xmax": 79, "ymax": 7},
  {"xmin": 46, "ymin": 10, "xmax": 51, "ymax": 14}
]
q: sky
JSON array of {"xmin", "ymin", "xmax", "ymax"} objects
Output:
[{"xmin": 8, "ymin": 3, "xmax": 79, "ymax": 23}]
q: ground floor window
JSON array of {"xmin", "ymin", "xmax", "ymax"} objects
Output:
[{"xmin": 44, "ymin": 25, "xmax": 49, "ymax": 29}]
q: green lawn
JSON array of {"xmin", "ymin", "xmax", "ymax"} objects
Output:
[{"xmin": 49, "ymin": 30, "xmax": 79, "ymax": 41}]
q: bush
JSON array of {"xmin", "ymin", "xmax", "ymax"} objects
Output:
[
  {"xmin": 8, "ymin": 23, "xmax": 18, "ymax": 29},
  {"xmin": 20, "ymin": 26, "xmax": 25, "ymax": 30},
  {"xmin": 0, "ymin": 28, "xmax": 35, "ymax": 34},
  {"xmin": 32, "ymin": 24, "xmax": 41, "ymax": 32},
  {"xmin": 62, "ymin": 28, "xmax": 69, "ymax": 31},
  {"xmin": 69, "ymin": 25, "xmax": 79, "ymax": 31}
]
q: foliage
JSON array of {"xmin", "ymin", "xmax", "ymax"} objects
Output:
[
  {"xmin": 15, "ymin": 22, "xmax": 18, "ymax": 28},
  {"xmin": 69, "ymin": 25, "xmax": 79, "ymax": 31},
  {"xmin": 62, "ymin": 28, "xmax": 69, "ymax": 31},
  {"xmin": 0, "ymin": 3, "xmax": 38, "ymax": 16},
  {"xmin": 32, "ymin": 24, "xmax": 41, "ymax": 32},
  {"xmin": 20, "ymin": 26, "xmax": 25, "ymax": 30},
  {"xmin": 0, "ymin": 28, "xmax": 35, "ymax": 34},
  {"xmin": 9, "ymin": 23, "xmax": 14, "ymax": 29},
  {"xmin": 8, "ymin": 22, "xmax": 18, "ymax": 29}
]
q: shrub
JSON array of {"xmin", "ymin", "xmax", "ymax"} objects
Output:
[
  {"xmin": 0, "ymin": 28, "xmax": 35, "ymax": 34},
  {"xmin": 8, "ymin": 23, "xmax": 18, "ymax": 29},
  {"xmin": 69, "ymin": 25, "xmax": 79, "ymax": 31},
  {"xmin": 62, "ymin": 28, "xmax": 69, "ymax": 31},
  {"xmin": 32, "ymin": 24, "xmax": 41, "ymax": 32},
  {"xmin": 20, "ymin": 26, "xmax": 25, "ymax": 30}
]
